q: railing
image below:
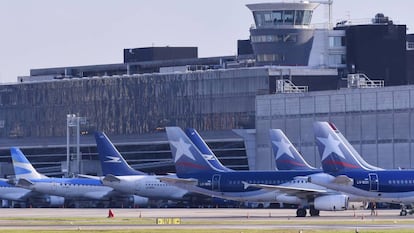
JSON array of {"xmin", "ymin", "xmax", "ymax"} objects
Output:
[
  {"xmin": 347, "ymin": 73, "xmax": 384, "ymax": 88},
  {"xmin": 276, "ymin": 79, "xmax": 308, "ymax": 93}
]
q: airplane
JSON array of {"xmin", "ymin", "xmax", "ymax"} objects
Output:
[
  {"xmin": 11, "ymin": 147, "xmax": 149, "ymax": 207},
  {"xmin": 160, "ymin": 126, "xmax": 351, "ymax": 217},
  {"xmin": 269, "ymin": 129, "xmax": 316, "ymax": 171},
  {"xmin": 94, "ymin": 131, "xmax": 192, "ymax": 202},
  {"xmin": 0, "ymin": 177, "xmax": 64, "ymax": 208},
  {"xmin": 307, "ymin": 121, "xmax": 414, "ymax": 216}
]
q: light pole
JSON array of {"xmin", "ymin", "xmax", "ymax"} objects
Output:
[{"xmin": 66, "ymin": 114, "xmax": 85, "ymax": 177}]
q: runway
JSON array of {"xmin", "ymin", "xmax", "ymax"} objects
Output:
[{"xmin": 0, "ymin": 208, "xmax": 413, "ymax": 231}]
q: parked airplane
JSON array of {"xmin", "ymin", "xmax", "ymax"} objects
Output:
[
  {"xmin": 308, "ymin": 121, "xmax": 414, "ymax": 216},
  {"xmin": 11, "ymin": 147, "xmax": 148, "ymax": 207},
  {"xmin": 0, "ymin": 177, "xmax": 64, "ymax": 207},
  {"xmin": 94, "ymin": 131, "xmax": 191, "ymax": 202},
  {"xmin": 269, "ymin": 129, "xmax": 316, "ymax": 171},
  {"xmin": 161, "ymin": 127, "xmax": 350, "ymax": 217}
]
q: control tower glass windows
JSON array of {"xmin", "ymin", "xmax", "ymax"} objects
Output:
[
  {"xmin": 253, "ymin": 10, "xmax": 313, "ymax": 27},
  {"xmin": 302, "ymin": 10, "xmax": 312, "ymax": 25},
  {"xmin": 283, "ymin": 11, "xmax": 294, "ymax": 24},
  {"xmin": 251, "ymin": 34, "xmax": 298, "ymax": 43}
]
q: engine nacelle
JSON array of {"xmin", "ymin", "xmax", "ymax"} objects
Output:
[
  {"xmin": 130, "ymin": 195, "xmax": 149, "ymax": 207},
  {"xmin": 47, "ymin": 196, "xmax": 65, "ymax": 206},
  {"xmin": 314, "ymin": 194, "xmax": 348, "ymax": 211}
]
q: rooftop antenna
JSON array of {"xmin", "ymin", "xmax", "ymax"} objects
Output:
[{"xmin": 311, "ymin": 0, "xmax": 333, "ymax": 29}]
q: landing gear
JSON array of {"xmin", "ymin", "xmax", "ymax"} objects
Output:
[
  {"xmin": 400, "ymin": 209, "xmax": 407, "ymax": 216},
  {"xmin": 296, "ymin": 208, "xmax": 307, "ymax": 217},
  {"xmin": 309, "ymin": 207, "xmax": 320, "ymax": 216}
]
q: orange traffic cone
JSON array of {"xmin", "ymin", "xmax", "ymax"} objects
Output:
[{"xmin": 108, "ymin": 209, "xmax": 115, "ymax": 218}]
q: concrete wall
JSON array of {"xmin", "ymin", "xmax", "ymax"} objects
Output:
[{"xmin": 256, "ymin": 85, "xmax": 414, "ymax": 170}]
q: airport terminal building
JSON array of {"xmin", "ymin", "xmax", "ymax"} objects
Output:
[{"xmin": 1, "ymin": 1, "xmax": 414, "ymax": 180}]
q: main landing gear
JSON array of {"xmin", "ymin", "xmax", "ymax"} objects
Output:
[
  {"xmin": 296, "ymin": 206, "xmax": 320, "ymax": 217},
  {"xmin": 399, "ymin": 205, "xmax": 414, "ymax": 216}
]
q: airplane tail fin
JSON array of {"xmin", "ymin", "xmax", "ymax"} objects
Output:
[
  {"xmin": 10, "ymin": 147, "xmax": 47, "ymax": 179},
  {"xmin": 313, "ymin": 121, "xmax": 368, "ymax": 173},
  {"xmin": 185, "ymin": 128, "xmax": 233, "ymax": 172},
  {"xmin": 269, "ymin": 129, "xmax": 315, "ymax": 170},
  {"xmin": 329, "ymin": 123, "xmax": 382, "ymax": 171},
  {"xmin": 165, "ymin": 127, "xmax": 219, "ymax": 176},
  {"xmin": 94, "ymin": 132, "xmax": 145, "ymax": 176}
]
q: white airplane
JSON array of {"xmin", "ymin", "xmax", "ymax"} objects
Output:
[
  {"xmin": 0, "ymin": 177, "xmax": 64, "ymax": 207},
  {"xmin": 95, "ymin": 131, "xmax": 191, "ymax": 201},
  {"xmin": 12, "ymin": 147, "xmax": 148, "ymax": 207}
]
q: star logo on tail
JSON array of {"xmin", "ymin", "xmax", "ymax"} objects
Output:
[
  {"xmin": 316, "ymin": 133, "xmax": 345, "ymax": 161},
  {"xmin": 272, "ymin": 138, "xmax": 295, "ymax": 159},
  {"xmin": 170, "ymin": 138, "xmax": 195, "ymax": 162}
]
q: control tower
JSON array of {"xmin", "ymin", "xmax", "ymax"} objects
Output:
[{"xmin": 246, "ymin": 2, "xmax": 319, "ymax": 66}]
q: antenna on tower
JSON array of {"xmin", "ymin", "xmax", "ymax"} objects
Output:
[{"xmin": 311, "ymin": 0, "xmax": 333, "ymax": 29}]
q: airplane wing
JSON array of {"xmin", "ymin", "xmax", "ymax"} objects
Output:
[
  {"xmin": 158, "ymin": 176, "xmax": 282, "ymax": 201},
  {"xmin": 158, "ymin": 176, "xmax": 198, "ymax": 186},
  {"xmin": 242, "ymin": 181, "xmax": 328, "ymax": 199}
]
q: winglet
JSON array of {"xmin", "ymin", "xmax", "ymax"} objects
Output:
[{"xmin": 94, "ymin": 132, "xmax": 145, "ymax": 176}]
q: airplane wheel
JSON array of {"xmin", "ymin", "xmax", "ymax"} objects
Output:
[
  {"xmin": 296, "ymin": 208, "xmax": 307, "ymax": 217},
  {"xmin": 310, "ymin": 208, "xmax": 320, "ymax": 216},
  {"xmin": 400, "ymin": 209, "xmax": 407, "ymax": 216}
]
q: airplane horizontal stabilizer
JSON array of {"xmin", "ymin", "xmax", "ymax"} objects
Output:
[
  {"xmin": 103, "ymin": 174, "xmax": 122, "ymax": 183},
  {"xmin": 332, "ymin": 175, "xmax": 354, "ymax": 185},
  {"xmin": 16, "ymin": 178, "xmax": 34, "ymax": 188},
  {"xmin": 77, "ymin": 174, "xmax": 102, "ymax": 180}
]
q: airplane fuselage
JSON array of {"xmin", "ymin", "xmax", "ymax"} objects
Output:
[
  {"xmin": 103, "ymin": 175, "xmax": 189, "ymax": 200},
  {"xmin": 310, "ymin": 170, "xmax": 414, "ymax": 204},
  {"xmin": 25, "ymin": 178, "xmax": 114, "ymax": 200}
]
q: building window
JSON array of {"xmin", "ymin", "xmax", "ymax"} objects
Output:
[
  {"xmin": 251, "ymin": 34, "xmax": 297, "ymax": 43},
  {"xmin": 329, "ymin": 36, "xmax": 345, "ymax": 48},
  {"xmin": 257, "ymin": 54, "xmax": 285, "ymax": 62}
]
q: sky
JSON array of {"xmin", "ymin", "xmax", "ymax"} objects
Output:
[{"xmin": 0, "ymin": 0, "xmax": 412, "ymax": 83}]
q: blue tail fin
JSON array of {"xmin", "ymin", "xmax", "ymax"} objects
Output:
[
  {"xmin": 269, "ymin": 129, "xmax": 315, "ymax": 170},
  {"xmin": 94, "ymin": 132, "xmax": 145, "ymax": 176},
  {"xmin": 165, "ymin": 127, "xmax": 219, "ymax": 176},
  {"xmin": 10, "ymin": 147, "xmax": 46, "ymax": 179},
  {"xmin": 313, "ymin": 121, "xmax": 368, "ymax": 173},
  {"xmin": 185, "ymin": 128, "xmax": 233, "ymax": 172}
]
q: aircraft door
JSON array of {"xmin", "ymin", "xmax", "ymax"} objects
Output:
[
  {"xmin": 368, "ymin": 173, "xmax": 379, "ymax": 192},
  {"xmin": 212, "ymin": 174, "xmax": 221, "ymax": 192}
]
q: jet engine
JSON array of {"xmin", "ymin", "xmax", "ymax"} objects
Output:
[
  {"xmin": 130, "ymin": 195, "xmax": 149, "ymax": 207},
  {"xmin": 314, "ymin": 194, "xmax": 348, "ymax": 211},
  {"xmin": 47, "ymin": 196, "xmax": 65, "ymax": 206}
]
